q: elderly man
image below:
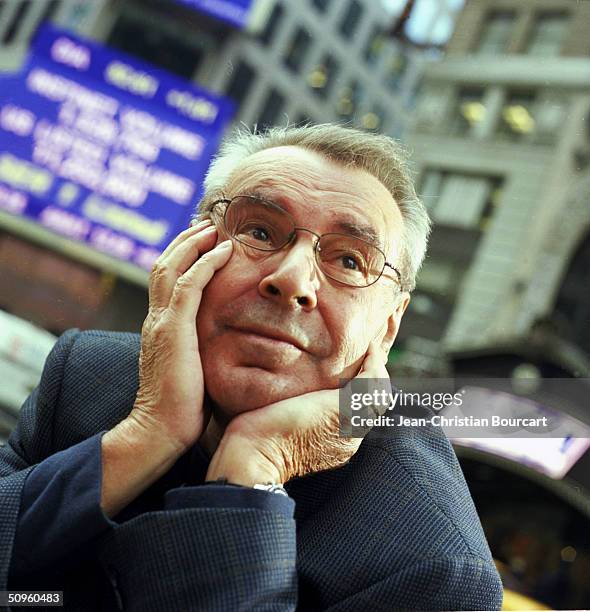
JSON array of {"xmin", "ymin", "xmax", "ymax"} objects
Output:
[{"xmin": 0, "ymin": 124, "xmax": 503, "ymax": 610}]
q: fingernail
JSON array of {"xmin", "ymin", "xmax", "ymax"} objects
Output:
[
  {"xmin": 201, "ymin": 225, "xmax": 217, "ymax": 233},
  {"xmin": 218, "ymin": 239, "xmax": 232, "ymax": 249}
]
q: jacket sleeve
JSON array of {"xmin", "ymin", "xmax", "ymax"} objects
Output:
[
  {"xmin": 97, "ymin": 487, "xmax": 298, "ymax": 611},
  {"xmin": 324, "ymin": 555, "xmax": 504, "ymax": 611},
  {"xmin": 8, "ymin": 432, "xmax": 116, "ymax": 581},
  {"xmin": 0, "ymin": 328, "xmax": 80, "ymax": 592}
]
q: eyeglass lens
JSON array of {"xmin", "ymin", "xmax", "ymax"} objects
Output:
[{"xmin": 223, "ymin": 196, "xmax": 385, "ymax": 287}]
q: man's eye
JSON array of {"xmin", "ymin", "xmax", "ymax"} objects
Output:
[
  {"xmin": 249, "ymin": 226, "xmax": 269, "ymax": 242},
  {"xmin": 237, "ymin": 221, "xmax": 278, "ymax": 246},
  {"xmin": 341, "ymin": 254, "xmax": 363, "ymax": 271},
  {"xmin": 328, "ymin": 250, "xmax": 367, "ymax": 273}
]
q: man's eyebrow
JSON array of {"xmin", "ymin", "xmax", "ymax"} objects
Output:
[
  {"xmin": 333, "ymin": 220, "xmax": 381, "ymax": 248},
  {"xmin": 240, "ymin": 189, "xmax": 383, "ymax": 249},
  {"xmin": 243, "ymin": 189, "xmax": 276, "ymax": 202}
]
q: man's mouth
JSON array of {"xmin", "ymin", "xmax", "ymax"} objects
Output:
[{"xmin": 228, "ymin": 325, "xmax": 306, "ymax": 352}]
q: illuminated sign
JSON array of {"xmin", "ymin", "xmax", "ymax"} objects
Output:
[
  {"xmin": 0, "ymin": 26, "xmax": 234, "ymax": 271},
  {"xmin": 175, "ymin": 0, "xmax": 254, "ymax": 28}
]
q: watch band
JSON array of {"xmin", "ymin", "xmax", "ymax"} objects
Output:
[
  {"xmin": 206, "ymin": 477, "xmax": 288, "ymax": 497},
  {"xmin": 252, "ymin": 483, "xmax": 289, "ymax": 497}
]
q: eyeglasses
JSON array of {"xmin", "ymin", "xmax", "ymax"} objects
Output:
[{"xmin": 211, "ymin": 195, "xmax": 402, "ymax": 289}]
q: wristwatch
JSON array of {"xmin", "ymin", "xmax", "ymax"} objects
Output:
[
  {"xmin": 208, "ymin": 477, "xmax": 289, "ymax": 497},
  {"xmin": 252, "ymin": 483, "xmax": 289, "ymax": 497}
]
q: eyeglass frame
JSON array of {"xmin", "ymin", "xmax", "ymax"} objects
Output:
[{"xmin": 210, "ymin": 195, "xmax": 404, "ymax": 290}]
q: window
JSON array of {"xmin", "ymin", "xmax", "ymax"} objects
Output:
[
  {"xmin": 360, "ymin": 105, "xmax": 385, "ymax": 132},
  {"xmin": 420, "ymin": 170, "xmax": 502, "ymax": 231},
  {"xmin": 308, "ymin": 54, "xmax": 339, "ymax": 99},
  {"xmin": 413, "ymin": 83, "xmax": 446, "ymax": 131},
  {"xmin": 385, "ymin": 53, "xmax": 407, "ymax": 90},
  {"xmin": 364, "ymin": 25, "xmax": 385, "ymax": 65},
  {"xmin": 416, "ymin": 259, "xmax": 462, "ymax": 297},
  {"xmin": 497, "ymin": 91, "xmax": 563, "ymax": 145},
  {"xmin": 256, "ymin": 89, "xmax": 285, "ymax": 128},
  {"xmin": 258, "ymin": 2, "xmax": 284, "ymax": 46},
  {"xmin": 497, "ymin": 92, "xmax": 536, "ymax": 142},
  {"xmin": 108, "ymin": 15, "xmax": 203, "ymax": 79},
  {"xmin": 526, "ymin": 12, "xmax": 569, "ymax": 57},
  {"xmin": 336, "ymin": 81, "xmax": 364, "ymax": 118},
  {"xmin": 420, "ymin": 170, "xmax": 444, "ymax": 214},
  {"xmin": 225, "ymin": 61, "xmax": 256, "ymax": 108},
  {"xmin": 534, "ymin": 95, "xmax": 567, "ymax": 144},
  {"xmin": 436, "ymin": 175, "xmax": 491, "ymax": 229},
  {"xmin": 339, "ymin": 0, "xmax": 363, "ymax": 39},
  {"xmin": 475, "ymin": 11, "xmax": 516, "ymax": 55},
  {"xmin": 311, "ymin": 0, "xmax": 331, "ymax": 13},
  {"xmin": 284, "ymin": 27, "xmax": 312, "ymax": 72},
  {"xmin": 450, "ymin": 88, "xmax": 486, "ymax": 136}
]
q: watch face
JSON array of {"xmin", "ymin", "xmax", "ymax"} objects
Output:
[{"xmin": 253, "ymin": 483, "xmax": 289, "ymax": 496}]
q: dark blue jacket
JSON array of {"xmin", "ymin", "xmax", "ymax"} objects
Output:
[{"xmin": 0, "ymin": 329, "xmax": 503, "ymax": 611}]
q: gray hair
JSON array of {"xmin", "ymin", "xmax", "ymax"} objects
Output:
[{"xmin": 193, "ymin": 123, "xmax": 431, "ymax": 292}]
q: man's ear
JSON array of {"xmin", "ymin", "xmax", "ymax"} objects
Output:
[{"xmin": 378, "ymin": 292, "xmax": 411, "ymax": 355}]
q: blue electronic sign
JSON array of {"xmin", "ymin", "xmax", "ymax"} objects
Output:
[
  {"xmin": 0, "ymin": 25, "xmax": 234, "ymax": 271},
  {"xmin": 175, "ymin": 0, "xmax": 254, "ymax": 29}
]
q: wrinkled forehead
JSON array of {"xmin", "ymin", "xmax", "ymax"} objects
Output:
[{"xmin": 223, "ymin": 146, "xmax": 404, "ymax": 258}]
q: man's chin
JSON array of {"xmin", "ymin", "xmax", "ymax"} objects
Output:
[{"xmin": 205, "ymin": 364, "xmax": 318, "ymax": 419}]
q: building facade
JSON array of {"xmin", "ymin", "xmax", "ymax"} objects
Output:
[
  {"xmin": 403, "ymin": 0, "xmax": 590, "ymax": 355},
  {"xmin": 93, "ymin": 0, "xmax": 431, "ymax": 137},
  {"xmin": 0, "ymin": 0, "xmax": 446, "ymax": 138}
]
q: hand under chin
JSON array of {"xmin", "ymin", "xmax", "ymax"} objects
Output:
[{"xmin": 203, "ymin": 352, "xmax": 365, "ymax": 420}]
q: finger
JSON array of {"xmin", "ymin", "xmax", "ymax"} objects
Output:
[
  {"xmin": 356, "ymin": 340, "xmax": 389, "ymax": 379},
  {"xmin": 162, "ymin": 225, "xmax": 218, "ymax": 277},
  {"xmin": 169, "ymin": 239, "xmax": 233, "ymax": 316},
  {"xmin": 149, "ymin": 225, "xmax": 218, "ymax": 309},
  {"xmin": 348, "ymin": 341, "xmax": 391, "ymax": 418},
  {"xmin": 158, "ymin": 219, "xmax": 212, "ymax": 261}
]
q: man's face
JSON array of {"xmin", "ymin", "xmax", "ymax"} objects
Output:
[{"xmin": 197, "ymin": 145, "xmax": 409, "ymax": 418}]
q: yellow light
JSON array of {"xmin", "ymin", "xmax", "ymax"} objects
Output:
[
  {"xmin": 461, "ymin": 101, "xmax": 486, "ymax": 125},
  {"xmin": 337, "ymin": 99, "xmax": 353, "ymax": 115},
  {"xmin": 308, "ymin": 67, "xmax": 327, "ymax": 88},
  {"xmin": 502, "ymin": 104, "xmax": 535, "ymax": 133},
  {"xmin": 361, "ymin": 112, "xmax": 380, "ymax": 130},
  {"xmin": 561, "ymin": 546, "xmax": 577, "ymax": 562}
]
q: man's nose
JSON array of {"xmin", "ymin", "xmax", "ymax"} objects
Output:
[{"xmin": 258, "ymin": 234, "xmax": 320, "ymax": 311}]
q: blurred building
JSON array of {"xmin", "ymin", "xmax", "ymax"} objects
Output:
[
  {"xmin": 402, "ymin": 0, "xmax": 590, "ymax": 358},
  {"xmin": 396, "ymin": 5, "xmax": 590, "ymax": 608},
  {"xmin": 0, "ymin": 0, "xmax": 106, "ymax": 68},
  {"xmin": 94, "ymin": 0, "xmax": 439, "ymax": 137},
  {"xmin": 0, "ymin": 0, "xmax": 456, "ymax": 139}
]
